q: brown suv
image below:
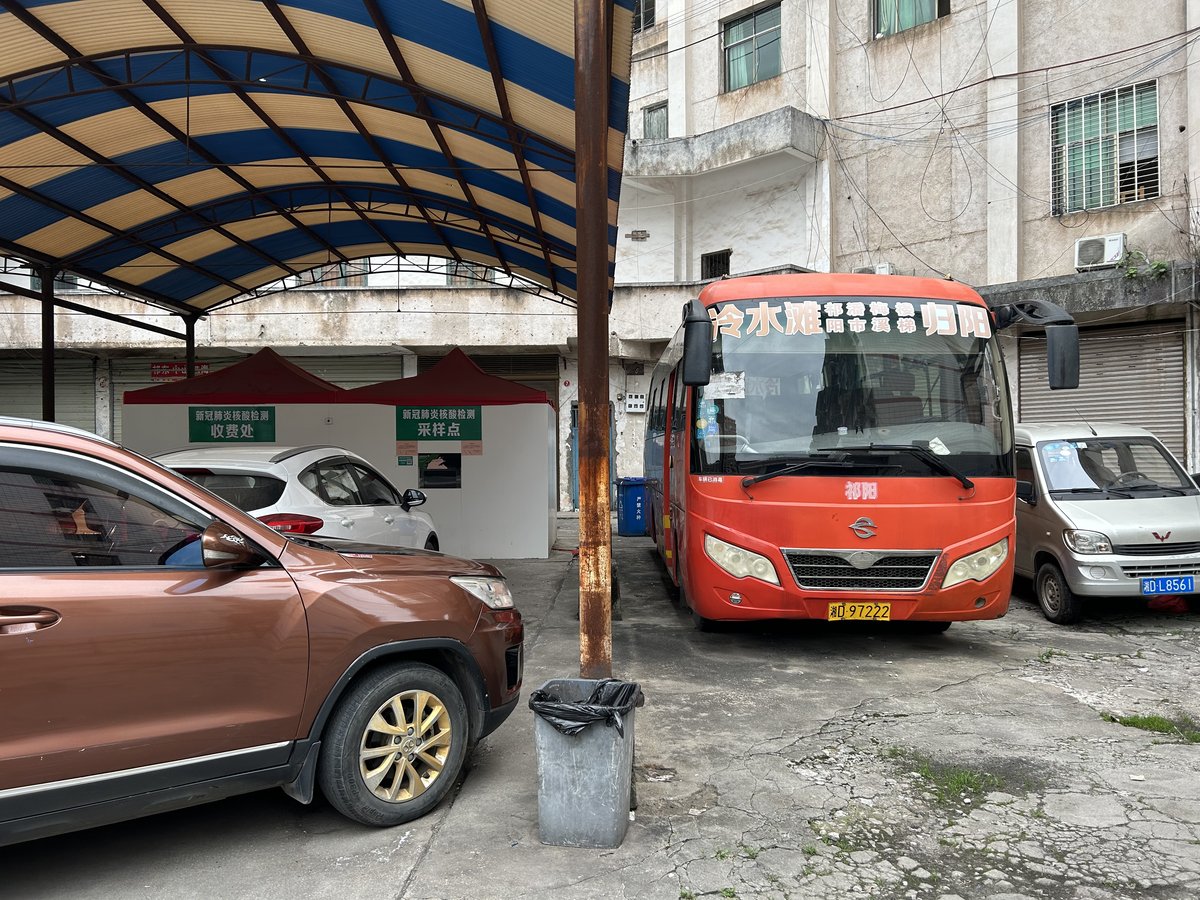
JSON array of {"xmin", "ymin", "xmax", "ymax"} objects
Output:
[{"xmin": 0, "ymin": 417, "xmax": 523, "ymax": 846}]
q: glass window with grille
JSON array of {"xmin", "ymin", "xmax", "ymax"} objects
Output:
[
  {"xmin": 1051, "ymin": 81, "xmax": 1158, "ymax": 215},
  {"xmin": 643, "ymin": 102, "xmax": 668, "ymax": 140},
  {"xmin": 634, "ymin": 0, "xmax": 655, "ymax": 32},
  {"xmin": 875, "ymin": 0, "xmax": 949, "ymax": 38},
  {"xmin": 723, "ymin": 4, "xmax": 781, "ymax": 92},
  {"xmin": 702, "ymin": 249, "xmax": 731, "ymax": 279}
]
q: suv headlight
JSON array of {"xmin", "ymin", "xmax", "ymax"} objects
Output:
[
  {"xmin": 943, "ymin": 538, "xmax": 1008, "ymax": 588},
  {"xmin": 451, "ymin": 576, "xmax": 514, "ymax": 609},
  {"xmin": 704, "ymin": 534, "xmax": 779, "ymax": 585},
  {"xmin": 1063, "ymin": 530, "xmax": 1112, "ymax": 554}
]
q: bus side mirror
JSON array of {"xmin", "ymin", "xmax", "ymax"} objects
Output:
[
  {"xmin": 681, "ymin": 300, "xmax": 712, "ymax": 386},
  {"xmin": 1046, "ymin": 324, "xmax": 1079, "ymax": 390}
]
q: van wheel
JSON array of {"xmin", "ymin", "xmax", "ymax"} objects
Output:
[
  {"xmin": 318, "ymin": 662, "xmax": 468, "ymax": 826},
  {"xmin": 1036, "ymin": 562, "xmax": 1083, "ymax": 625}
]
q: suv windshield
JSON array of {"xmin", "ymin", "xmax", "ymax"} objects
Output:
[
  {"xmin": 1036, "ymin": 437, "xmax": 1195, "ymax": 494},
  {"xmin": 694, "ymin": 296, "xmax": 1011, "ymax": 478}
]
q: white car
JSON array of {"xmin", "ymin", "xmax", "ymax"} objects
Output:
[{"xmin": 156, "ymin": 445, "xmax": 438, "ymax": 550}]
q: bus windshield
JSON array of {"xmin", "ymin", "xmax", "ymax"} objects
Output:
[{"xmin": 694, "ymin": 296, "xmax": 1012, "ymax": 478}]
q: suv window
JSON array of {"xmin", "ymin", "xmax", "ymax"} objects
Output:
[
  {"xmin": 300, "ymin": 461, "xmax": 363, "ymax": 506},
  {"xmin": 349, "ymin": 463, "xmax": 400, "ymax": 506},
  {"xmin": 0, "ymin": 463, "xmax": 209, "ymax": 569}
]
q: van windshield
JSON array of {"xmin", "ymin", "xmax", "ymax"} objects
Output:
[{"xmin": 1036, "ymin": 437, "xmax": 1194, "ymax": 494}]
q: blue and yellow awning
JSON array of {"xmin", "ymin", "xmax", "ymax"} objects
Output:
[{"xmin": 0, "ymin": 0, "xmax": 632, "ymax": 311}]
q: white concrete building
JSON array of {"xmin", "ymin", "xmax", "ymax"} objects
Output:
[{"xmin": 3, "ymin": 0, "xmax": 1199, "ymax": 502}]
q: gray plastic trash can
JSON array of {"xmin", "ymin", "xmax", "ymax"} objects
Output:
[{"xmin": 530, "ymin": 678, "xmax": 643, "ymax": 848}]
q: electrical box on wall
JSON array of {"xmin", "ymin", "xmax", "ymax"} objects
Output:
[{"xmin": 624, "ymin": 393, "xmax": 647, "ymax": 413}]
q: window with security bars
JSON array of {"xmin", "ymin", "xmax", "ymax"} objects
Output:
[
  {"xmin": 723, "ymin": 4, "xmax": 781, "ymax": 92},
  {"xmin": 643, "ymin": 102, "xmax": 668, "ymax": 140},
  {"xmin": 634, "ymin": 0, "xmax": 655, "ymax": 32},
  {"xmin": 701, "ymin": 249, "xmax": 731, "ymax": 279},
  {"xmin": 874, "ymin": 0, "xmax": 949, "ymax": 38},
  {"xmin": 1051, "ymin": 81, "xmax": 1159, "ymax": 215}
]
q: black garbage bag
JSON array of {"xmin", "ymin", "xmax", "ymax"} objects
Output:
[{"xmin": 529, "ymin": 679, "xmax": 645, "ymax": 737}]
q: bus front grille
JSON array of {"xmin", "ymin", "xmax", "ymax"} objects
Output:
[{"xmin": 782, "ymin": 550, "xmax": 939, "ymax": 591}]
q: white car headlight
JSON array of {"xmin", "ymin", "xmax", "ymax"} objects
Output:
[
  {"xmin": 451, "ymin": 576, "xmax": 514, "ymax": 609},
  {"xmin": 943, "ymin": 538, "xmax": 1009, "ymax": 588},
  {"xmin": 1063, "ymin": 530, "xmax": 1112, "ymax": 554},
  {"xmin": 704, "ymin": 534, "xmax": 779, "ymax": 585}
]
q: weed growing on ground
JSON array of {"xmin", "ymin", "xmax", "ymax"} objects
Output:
[
  {"xmin": 739, "ymin": 845, "xmax": 760, "ymax": 859},
  {"xmin": 1039, "ymin": 648, "xmax": 1067, "ymax": 662},
  {"xmin": 1101, "ymin": 712, "xmax": 1200, "ymax": 742}
]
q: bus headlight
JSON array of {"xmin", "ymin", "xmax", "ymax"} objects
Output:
[
  {"xmin": 943, "ymin": 538, "xmax": 1008, "ymax": 588},
  {"xmin": 704, "ymin": 534, "xmax": 780, "ymax": 585},
  {"xmin": 1063, "ymin": 530, "xmax": 1112, "ymax": 554}
]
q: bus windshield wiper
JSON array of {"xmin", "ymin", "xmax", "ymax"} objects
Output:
[
  {"xmin": 740, "ymin": 458, "xmax": 860, "ymax": 488},
  {"xmin": 838, "ymin": 444, "xmax": 974, "ymax": 490}
]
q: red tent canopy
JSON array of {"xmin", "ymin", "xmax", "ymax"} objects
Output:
[
  {"xmin": 342, "ymin": 348, "xmax": 551, "ymax": 406},
  {"xmin": 123, "ymin": 348, "xmax": 345, "ymax": 404}
]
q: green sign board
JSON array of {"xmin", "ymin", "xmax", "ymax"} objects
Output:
[
  {"xmin": 188, "ymin": 406, "xmax": 276, "ymax": 442},
  {"xmin": 395, "ymin": 406, "xmax": 481, "ymax": 441}
]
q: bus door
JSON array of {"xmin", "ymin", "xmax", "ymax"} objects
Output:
[{"xmin": 664, "ymin": 369, "xmax": 689, "ymax": 585}]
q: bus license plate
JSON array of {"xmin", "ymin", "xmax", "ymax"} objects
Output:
[
  {"xmin": 1141, "ymin": 576, "xmax": 1195, "ymax": 595},
  {"xmin": 827, "ymin": 601, "xmax": 890, "ymax": 622}
]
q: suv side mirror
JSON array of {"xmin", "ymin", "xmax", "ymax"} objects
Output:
[
  {"xmin": 201, "ymin": 521, "xmax": 265, "ymax": 568},
  {"xmin": 1015, "ymin": 480, "xmax": 1037, "ymax": 506},
  {"xmin": 401, "ymin": 488, "xmax": 427, "ymax": 511}
]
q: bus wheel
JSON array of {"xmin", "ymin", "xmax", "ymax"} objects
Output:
[
  {"xmin": 690, "ymin": 608, "xmax": 717, "ymax": 632},
  {"xmin": 1036, "ymin": 562, "xmax": 1083, "ymax": 625}
]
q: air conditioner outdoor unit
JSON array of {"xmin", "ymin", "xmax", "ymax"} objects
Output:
[
  {"xmin": 852, "ymin": 263, "xmax": 896, "ymax": 275},
  {"xmin": 1074, "ymin": 233, "xmax": 1126, "ymax": 271}
]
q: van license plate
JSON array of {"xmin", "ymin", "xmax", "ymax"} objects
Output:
[
  {"xmin": 827, "ymin": 601, "xmax": 890, "ymax": 621},
  {"xmin": 1141, "ymin": 576, "xmax": 1195, "ymax": 595}
]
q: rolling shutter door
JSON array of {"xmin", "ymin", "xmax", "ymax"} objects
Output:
[
  {"xmin": 0, "ymin": 357, "xmax": 96, "ymax": 432},
  {"xmin": 1018, "ymin": 324, "xmax": 1185, "ymax": 458}
]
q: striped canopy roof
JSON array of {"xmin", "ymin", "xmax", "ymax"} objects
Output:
[{"xmin": 0, "ymin": 0, "xmax": 632, "ymax": 313}]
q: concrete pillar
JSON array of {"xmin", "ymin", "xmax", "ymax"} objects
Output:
[{"xmin": 986, "ymin": 0, "xmax": 1020, "ymax": 285}]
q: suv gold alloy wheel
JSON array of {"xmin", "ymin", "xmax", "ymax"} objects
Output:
[{"xmin": 359, "ymin": 689, "xmax": 453, "ymax": 802}]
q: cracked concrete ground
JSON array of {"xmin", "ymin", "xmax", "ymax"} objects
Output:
[{"xmin": 3, "ymin": 524, "xmax": 1198, "ymax": 900}]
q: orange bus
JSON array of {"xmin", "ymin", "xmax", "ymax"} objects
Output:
[{"xmin": 644, "ymin": 273, "xmax": 1078, "ymax": 631}]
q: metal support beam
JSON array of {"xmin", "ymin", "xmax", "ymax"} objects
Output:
[
  {"xmin": 185, "ymin": 318, "xmax": 197, "ymax": 378},
  {"xmin": 0, "ymin": 277, "xmax": 188, "ymax": 341},
  {"xmin": 39, "ymin": 267, "xmax": 55, "ymax": 422},
  {"xmin": 575, "ymin": 0, "xmax": 613, "ymax": 679}
]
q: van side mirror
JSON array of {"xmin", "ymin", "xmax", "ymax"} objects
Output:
[
  {"xmin": 1046, "ymin": 324, "xmax": 1079, "ymax": 390},
  {"xmin": 201, "ymin": 521, "xmax": 265, "ymax": 568},
  {"xmin": 1015, "ymin": 480, "xmax": 1037, "ymax": 506},
  {"xmin": 401, "ymin": 488, "xmax": 427, "ymax": 511},
  {"xmin": 681, "ymin": 299, "xmax": 712, "ymax": 386}
]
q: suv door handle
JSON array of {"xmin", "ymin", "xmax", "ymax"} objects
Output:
[
  {"xmin": 383, "ymin": 515, "xmax": 394, "ymax": 524},
  {"xmin": 0, "ymin": 608, "xmax": 60, "ymax": 633}
]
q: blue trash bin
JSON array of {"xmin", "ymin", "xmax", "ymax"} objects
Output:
[{"xmin": 616, "ymin": 477, "xmax": 647, "ymax": 536}]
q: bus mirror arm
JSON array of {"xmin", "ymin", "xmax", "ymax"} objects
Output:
[
  {"xmin": 990, "ymin": 298, "xmax": 1073, "ymax": 329},
  {"xmin": 681, "ymin": 298, "xmax": 713, "ymax": 386},
  {"xmin": 991, "ymin": 299, "xmax": 1079, "ymax": 391}
]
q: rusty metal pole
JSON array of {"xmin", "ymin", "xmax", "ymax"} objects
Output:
[
  {"xmin": 185, "ymin": 317, "xmax": 197, "ymax": 378},
  {"xmin": 575, "ymin": 0, "xmax": 613, "ymax": 679},
  {"xmin": 39, "ymin": 267, "xmax": 55, "ymax": 422}
]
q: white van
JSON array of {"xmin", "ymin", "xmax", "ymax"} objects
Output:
[{"xmin": 1014, "ymin": 423, "xmax": 1200, "ymax": 623}]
